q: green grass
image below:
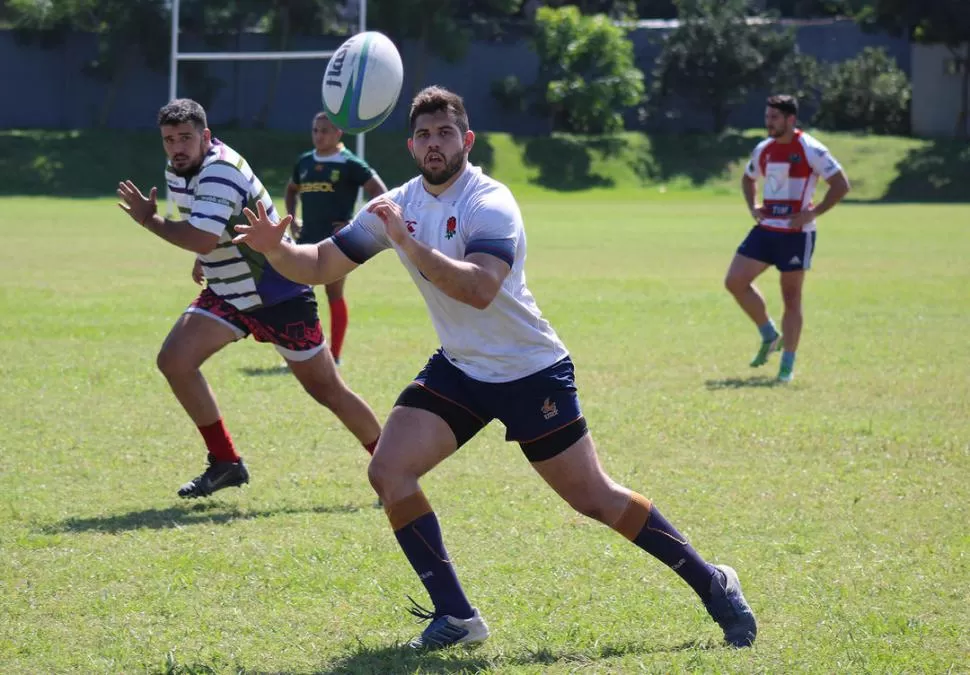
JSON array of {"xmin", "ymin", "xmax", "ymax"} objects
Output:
[
  {"xmin": 2, "ymin": 127, "xmax": 969, "ymax": 202},
  {"xmin": 2, "ymin": 194, "xmax": 969, "ymax": 674}
]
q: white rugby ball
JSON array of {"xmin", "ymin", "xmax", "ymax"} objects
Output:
[{"xmin": 321, "ymin": 31, "xmax": 404, "ymax": 134}]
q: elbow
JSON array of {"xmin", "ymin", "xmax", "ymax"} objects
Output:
[
  {"xmin": 467, "ymin": 286, "xmax": 500, "ymax": 310},
  {"xmin": 194, "ymin": 233, "xmax": 221, "ymax": 256},
  {"xmin": 836, "ymin": 172, "xmax": 851, "ymax": 197}
]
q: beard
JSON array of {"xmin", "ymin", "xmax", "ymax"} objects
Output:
[
  {"xmin": 767, "ymin": 124, "xmax": 790, "ymax": 138},
  {"xmin": 417, "ymin": 150, "xmax": 465, "ymax": 186},
  {"xmin": 170, "ymin": 140, "xmax": 206, "ymax": 178},
  {"xmin": 171, "ymin": 160, "xmax": 202, "ymax": 178}
]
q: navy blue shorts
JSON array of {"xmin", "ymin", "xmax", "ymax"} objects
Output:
[
  {"xmin": 737, "ymin": 227, "xmax": 817, "ymax": 272},
  {"xmin": 395, "ymin": 351, "xmax": 588, "ymax": 462}
]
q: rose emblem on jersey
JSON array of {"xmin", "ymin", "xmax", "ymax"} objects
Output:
[{"xmin": 445, "ymin": 216, "xmax": 457, "ymax": 239}]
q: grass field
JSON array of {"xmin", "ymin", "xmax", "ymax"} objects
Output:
[
  {"xmin": 1, "ymin": 192, "xmax": 969, "ymax": 674},
  {"xmin": 3, "ymin": 127, "xmax": 970, "ymax": 203}
]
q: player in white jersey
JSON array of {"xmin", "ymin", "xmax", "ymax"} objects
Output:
[
  {"xmin": 116, "ymin": 98, "xmax": 381, "ymax": 499},
  {"xmin": 725, "ymin": 95, "xmax": 851, "ymax": 383},
  {"xmin": 233, "ymin": 86, "xmax": 757, "ymax": 650}
]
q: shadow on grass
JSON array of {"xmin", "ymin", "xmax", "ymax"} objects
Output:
[
  {"xmin": 43, "ymin": 501, "xmax": 365, "ymax": 535},
  {"xmin": 877, "ymin": 139, "xmax": 970, "ymax": 202},
  {"xmin": 704, "ymin": 375, "xmax": 780, "ymax": 390},
  {"xmin": 517, "ymin": 135, "xmax": 616, "ymax": 191},
  {"xmin": 309, "ymin": 638, "xmax": 715, "ymax": 675},
  {"xmin": 157, "ymin": 637, "xmax": 718, "ymax": 674},
  {"xmin": 240, "ymin": 365, "xmax": 291, "ymax": 377},
  {"xmin": 639, "ymin": 131, "xmax": 751, "ymax": 187},
  {"xmin": 0, "ymin": 128, "xmax": 437, "ymax": 198}
]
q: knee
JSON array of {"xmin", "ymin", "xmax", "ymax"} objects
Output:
[
  {"xmin": 367, "ymin": 455, "xmax": 399, "ymax": 494},
  {"xmin": 724, "ymin": 274, "xmax": 747, "ymax": 296},
  {"xmin": 156, "ymin": 346, "xmax": 189, "ymax": 379},
  {"xmin": 300, "ymin": 375, "xmax": 345, "ymax": 409},
  {"xmin": 565, "ymin": 490, "xmax": 613, "ymax": 525},
  {"xmin": 781, "ymin": 291, "xmax": 802, "ymax": 312}
]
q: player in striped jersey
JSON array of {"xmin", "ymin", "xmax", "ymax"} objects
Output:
[
  {"xmin": 724, "ymin": 95, "xmax": 851, "ymax": 383},
  {"xmin": 116, "ymin": 98, "xmax": 381, "ymax": 499}
]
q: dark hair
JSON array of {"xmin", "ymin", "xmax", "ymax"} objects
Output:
[
  {"xmin": 408, "ymin": 86, "xmax": 469, "ymax": 133},
  {"xmin": 767, "ymin": 95, "xmax": 798, "ymax": 118},
  {"xmin": 157, "ymin": 98, "xmax": 208, "ymax": 130}
]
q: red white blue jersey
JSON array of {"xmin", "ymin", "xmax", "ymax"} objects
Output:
[{"xmin": 744, "ymin": 130, "xmax": 843, "ymax": 232}]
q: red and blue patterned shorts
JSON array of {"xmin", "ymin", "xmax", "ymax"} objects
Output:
[{"xmin": 188, "ymin": 288, "xmax": 326, "ymax": 361}]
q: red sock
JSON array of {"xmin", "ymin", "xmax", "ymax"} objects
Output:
[
  {"xmin": 363, "ymin": 434, "xmax": 379, "ymax": 456},
  {"xmin": 329, "ymin": 297, "xmax": 348, "ymax": 362},
  {"xmin": 198, "ymin": 419, "xmax": 240, "ymax": 462}
]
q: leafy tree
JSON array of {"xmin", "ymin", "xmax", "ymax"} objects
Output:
[
  {"xmin": 530, "ymin": 6, "xmax": 645, "ymax": 133},
  {"xmin": 848, "ymin": 0, "xmax": 970, "ymax": 136},
  {"xmin": 770, "ymin": 51, "xmax": 827, "ymax": 120},
  {"xmin": 9, "ymin": 0, "xmax": 170, "ymax": 126},
  {"xmin": 651, "ymin": 0, "xmax": 795, "ymax": 132},
  {"xmin": 813, "ymin": 46, "xmax": 911, "ymax": 134},
  {"xmin": 532, "ymin": 0, "xmax": 677, "ymax": 19},
  {"xmin": 368, "ymin": 0, "xmax": 523, "ymax": 106},
  {"xmin": 492, "ymin": 6, "xmax": 644, "ymax": 133}
]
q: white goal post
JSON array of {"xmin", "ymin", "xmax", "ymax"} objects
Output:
[{"xmin": 168, "ymin": 0, "xmax": 368, "ymax": 166}]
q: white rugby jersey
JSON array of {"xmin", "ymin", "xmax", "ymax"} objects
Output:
[
  {"xmin": 167, "ymin": 139, "xmax": 310, "ymax": 310},
  {"xmin": 744, "ymin": 130, "xmax": 843, "ymax": 232},
  {"xmin": 333, "ymin": 164, "xmax": 569, "ymax": 383}
]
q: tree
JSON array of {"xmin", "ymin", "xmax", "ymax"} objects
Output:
[
  {"xmin": 8, "ymin": 0, "xmax": 170, "ymax": 126},
  {"xmin": 531, "ymin": 0, "xmax": 678, "ymax": 20},
  {"xmin": 651, "ymin": 0, "xmax": 796, "ymax": 132},
  {"xmin": 814, "ymin": 47, "xmax": 911, "ymax": 134},
  {"xmin": 530, "ymin": 5, "xmax": 645, "ymax": 133},
  {"xmin": 368, "ymin": 0, "xmax": 523, "ymax": 107},
  {"xmin": 848, "ymin": 0, "xmax": 970, "ymax": 136},
  {"xmin": 770, "ymin": 51, "xmax": 827, "ymax": 120}
]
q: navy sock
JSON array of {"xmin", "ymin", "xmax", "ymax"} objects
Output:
[
  {"xmin": 388, "ymin": 493, "xmax": 474, "ymax": 620},
  {"xmin": 758, "ymin": 319, "xmax": 779, "ymax": 342},
  {"xmin": 615, "ymin": 493, "xmax": 717, "ymax": 602}
]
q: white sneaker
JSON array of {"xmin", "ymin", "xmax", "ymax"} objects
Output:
[{"xmin": 407, "ymin": 604, "xmax": 490, "ymax": 650}]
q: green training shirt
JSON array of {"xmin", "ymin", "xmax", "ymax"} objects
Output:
[{"xmin": 291, "ymin": 146, "xmax": 375, "ymax": 243}]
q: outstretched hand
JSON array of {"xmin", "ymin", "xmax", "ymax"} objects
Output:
[
  {"xmin": 117, "ymin": 180, "xmax": 157, "ymax": 225},
  {"xmin": 233, "ymin": 201, "xmax": 292, "ymax": 252}
]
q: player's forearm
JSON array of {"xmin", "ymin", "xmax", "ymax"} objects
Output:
[
  {"xmin": 284, "ymin": 193, "xmax": 298, "ymax": 217},
  {"xmin": 263, "ymin": 241, "xmax": 333, "ymax": 286},
  {"xmin": 811, "ymin": 174, "xmax": 850, "ymax": 218},
  {"xmin": 742, "ymin": 176, "xmax": 758, "ymax": 209},
  {"xmin": 141, "ymin": 214, "xmax": 216, "ymax": 254},
  {"xmin": 399, "ymin": 238, "xmax": 494, "ymax": 309}
]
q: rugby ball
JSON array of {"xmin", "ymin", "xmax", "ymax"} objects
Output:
[{"xmin": 322, "ymin": 31, "xmax": 404, "ymax": 134}]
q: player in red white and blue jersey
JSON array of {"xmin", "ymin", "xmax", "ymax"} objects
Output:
[
  {"xmin": 234, "ymin": 86, "xmax": 757, "ymax": 651},
  {"xmin": 724, "ymin": 95, "xmax": 851, "ymax": 383},
  {"xmin": 116, "ymin": 98, "xmax": 381, "ymax": 499}
]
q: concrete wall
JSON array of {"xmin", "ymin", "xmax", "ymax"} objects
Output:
[
  {"xmin": 0, "ymin": 20, "xmax": 910, "ymax": 133},
  {"xmin": 910, "ymin": 43, "xmax": 969, "ymax": 137}
]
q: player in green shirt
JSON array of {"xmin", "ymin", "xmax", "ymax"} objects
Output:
[{"xmin": 284, "ymin": 112, "xmax": 387, "ymax": 364}]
